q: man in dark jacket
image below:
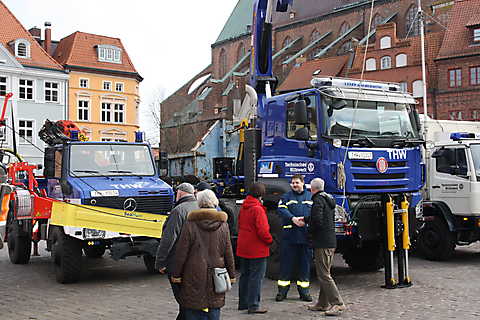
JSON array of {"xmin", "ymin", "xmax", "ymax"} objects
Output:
[
  {"xmin": 304, "ymin": 178, "xmax": 346, "ymax": 316},
  {"xmin": 276, "ymin": 174, "xmax": 313, "ymax": 302},
  {"xmin": 155, "ymin": 182, "xmax": 199, "ymax": 320}
]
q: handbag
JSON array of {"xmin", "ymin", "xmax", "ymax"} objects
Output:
[{"xmin": 213, "ymin": 267, "xmax": 232, "ymax": 294}]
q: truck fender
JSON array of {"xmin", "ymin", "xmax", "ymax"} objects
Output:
[{"xmin": 423, "ymin": 201, "xmax": 456, "ymax": 232}]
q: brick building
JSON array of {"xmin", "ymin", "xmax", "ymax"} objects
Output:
[{"xmin": 161, "ymin": 0, "xmax": 480, "ymax": 177}]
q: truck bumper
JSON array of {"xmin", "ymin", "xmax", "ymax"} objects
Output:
[{"xmin": 110, "ymin": 238, "xmax": 159, "ymax": 261}]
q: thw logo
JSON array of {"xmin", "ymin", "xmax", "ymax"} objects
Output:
[{"xmin": 387, "ymin": 149, "xmax": 407, "ymax": 160}]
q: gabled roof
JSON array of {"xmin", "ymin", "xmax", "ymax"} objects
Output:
[
  {"xmin": 214, "ymin": 0, "xmax": 253, "ymax": 45},
  {"xmin": 437, "ymin": 0, "xmax": 480, "ymax": 60},
  {"xmin": 277, "ymin": 55, "xmax": 349, "ymax": 92},
  {"xmin": 0, "ymin": 1, "xmax": 63, "ymax": 71},
  {"xmin": 53, "ymin": 31, "xmax": 141, "ymax": 78}
]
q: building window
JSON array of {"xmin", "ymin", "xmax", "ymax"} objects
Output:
[
  {"xmin": 45, "ymin": 81, "xmax": 59, "ymax": 102},
  {"xmin": 19, "ymin": 79, "xmax": 34, "ymax": 100},
  {"xmin": 472, "ymin": 110, "xmax": 480, "ymax": 120},
  {"xmin": 381, "ymin": 56, "xmax": 391, "ymax": 69},
  {"xmin": 114, "ymin": 103, "xmax": 125, "ymax": 123},
  {"xmin": 449, "ymin": 111, "xmax": 463, "ymax": 120},
  {"xmin": 412, "ymin": 80, "xmax": 424, "ymax": 97},
  {"xmin": 337, "ymin": 41, "xmax": 353, "ymax": 55},
  {"xmin": 19, "ymin": 120, "xmax": 34, "ymax": 143},
  {"xmin": 0, "ymin": 76, "xmax": 6, "ymax": 96},
  {"xmin": 115, "ymin": 83, "xmax": 124, "ymax": 92},
  {"xmin": 340, "ymin": 22, "xmax": 350, "ymax": 35},
  {"xmin": 79, "ymin": 78, "xmax": 89, "ymax": 88},
  {"xmin": 470, "ymin": 66, "xmax": 480, "ymax": 85},
  {"xmin": 283, "ymin": 36, "xmax": 292, "ymax": 48},
  {"xmin": 399, "ymin": 82, "xmax": 408, "ymax": 92},
  {"xmin": 78, "ymin": 100, "xmax": 89, "ymax": 121},
  {"xmin": 101, "ymin": 103, "xmax": 112, "ymax": 122},
  {"xmin": 449, "ymin": 69, "xmax": 462, "ymax": 87},
  {"xmin": 237, "ymin": 42, "xmax": 246, "ymax": 61},
  {"xmin": 97, "ymin": 45, "xmax": 121, "ymax": 63},
  {"xmin": 406, "ymin": 5, "xmax": 420, "ymax": 37},
  {"xmin": 474, "ymin": 29, "xmax": 480, "ymax": 42},
  {"xmin": 219, "ymin": 49, "xmax": 227, "ymax": 77},
  {"xmin": 372, "ymin": 14, "xmax": 383, "ymax": 29},
  {"xmin": 103, "ymin": 81, "xmax": 112, "ymax": 91},
  {"xmin": 0, "ymin": 123, "xmax": 6, "ymax": 142},
  {"xmin": 366, "ymin": 58, "xmax": 376, "ymax": 71},
  {"xmin": 15, "ymin": 40, "xmax": 30, "ymax": 58},
  {"xmin": 396, "ymin": 54, "xmax": 407, "ymax": 67},
  {"xmin": 380, "ymin": 36, "xmax": 391, "ymax": 49}
]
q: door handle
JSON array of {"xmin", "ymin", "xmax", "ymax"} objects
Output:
[{"xmin": 432, "ymin": 185, "xmax": 440, "ymax": 189}]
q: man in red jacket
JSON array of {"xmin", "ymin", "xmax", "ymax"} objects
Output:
[{"xmin": 236, "ymin": 182, "xmax": 273, "ymax": 314}]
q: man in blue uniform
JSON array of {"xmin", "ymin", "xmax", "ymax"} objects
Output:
[{"xmin": 275, "ymin": 174, "xmax": 313, "ymax": 302}]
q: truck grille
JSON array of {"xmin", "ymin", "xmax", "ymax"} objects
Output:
[
  {"xmin": 350, "ymin": 161, "xmax": 408, "ymax": 191},
  {"xmin": 89, "ymin": 196, "xmax": 173, "ymax": 214},
  {"xmin": 351, "ymin": 161, "xmax": 406, "ymax": 168},
  {"xmin": 353, "ymin": 173, "xmax": 405, "ymax": 180}
]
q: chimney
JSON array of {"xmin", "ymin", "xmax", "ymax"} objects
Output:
[
  {"xmin": 44, "ymin": 22, "xmax": 52, "ymax": 55},
  {"xmin": 29, "ymin": 27, "xmax": 41, "ymax": 40}
]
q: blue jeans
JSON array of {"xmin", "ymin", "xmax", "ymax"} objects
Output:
[
  {"xmin": 238, "ymin": 257, "xmax": 267, "ymax": 311},
  {"xmin": 184, "ymin": 308, "xmax": 220, "ymax": 320}
]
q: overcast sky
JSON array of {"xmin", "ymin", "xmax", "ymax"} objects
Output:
[{"xmin": 3, "ymin": 0, "xmax": 239, "ymax": 141}]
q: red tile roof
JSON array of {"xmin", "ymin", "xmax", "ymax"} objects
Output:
[
  {"xmin": 466, "ymin": 13, "xmax": 480, "ymax": 27},
  {"xmin": 0, "ymin": 2, "xmax": 63, "ymax": 71},
  {"xmin": 53, "ymin": 31, "xmax": 140, "ymax": 77},
  {"xmin": 277, "ymin": 55, "xmax": 349, "ymax": 92},
  {"xmin": 437, "ymin": 0, "xmax": 480, "ymax": 59}
]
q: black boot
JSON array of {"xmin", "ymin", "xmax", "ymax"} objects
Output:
[
  {"xmin": 275, "ymin": 285, "xmax": 289, "ymax": 301},
  {"xmin": 298, "ymin": 287, "xmax": 313, "ymax": 302}
]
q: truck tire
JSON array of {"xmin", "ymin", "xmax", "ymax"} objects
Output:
[
  {"xmin": 7, "ymin": 221, "xmax": 31, "ymax": 264},
  {"xmin": 418, "ymin": 218, "xmax": 455, "ymax": 261},
  {"xmin": 84, "ymin": 245, "xmax": 106, "ymax": 258},
  {"xmin": 143, "ymin": 254, "xmax": 157, "ymax": 274},
  {"xmin": 266, "ymin": 208, "xmax": 282, "ymax": 279},
  {"xmin": 51, "ymin": 227, "xmax": 82, "ymax": 284},
  {"xmin": 342, "ymin": 242, "xmax": 384, "ymax": 272}
]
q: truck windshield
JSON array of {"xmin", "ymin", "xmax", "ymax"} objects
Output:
[
  {"xmin": 323, "ymin": 98, "xmax": 420, "ymax": 139},
  {"xmin": 470, "ymin": 144, "xmax": 480, "ymax": 180},
  {"xmin": 70, "ymin": 144, "xmax": 155, "ymax": 177}
]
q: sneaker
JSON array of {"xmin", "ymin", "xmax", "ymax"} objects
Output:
[
  {"xmin": 307, "ymin": 304, "xmax": 330, "ymax": 312},
  {"xmin": 325, "ymin": 304, "xmax": 347, "ymax": 316}
]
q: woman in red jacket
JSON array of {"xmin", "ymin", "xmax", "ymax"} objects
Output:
[{"xmin": 237, "ymin": 182, "xmax": 273, "ymax": 314}]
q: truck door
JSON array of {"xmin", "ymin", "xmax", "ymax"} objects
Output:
[{"xmin": 431, "ymin": 146, "xmax": 471, "ymax": 215}]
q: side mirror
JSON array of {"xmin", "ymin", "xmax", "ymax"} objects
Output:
[{"xmin": 291, "ymin": 100, "xmax": 308, "ymax": 125}]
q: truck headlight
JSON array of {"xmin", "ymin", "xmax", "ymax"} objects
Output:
[
  {"xmin": 415, "ymin": 201, "xmax": 423, "ymax": 219},
  {"xmin": 83, "ymin": 228, "xmax": 106, "ymax": 239}
]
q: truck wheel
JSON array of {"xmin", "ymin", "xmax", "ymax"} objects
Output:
[
  {"xmin": 342, "ymin": 242, "xmax": 384, "ymax": 272},
  {"xmin": 51, "ymin": 227, "xmax": 82, "ymax": 284},
  {"xmin": 418, "ymin": 218, "xmax": 455, "ymax": 261},
  {"xmin": 7, "ymin": 221, "xmax": 31, "ymax": 264},
  {"xmin": 143, "ymin": 254, "xmax": 157, "ymax": 274},
  {"xmin": 84, "ymin": 245, "xmax": 106, "ymax": 258}
]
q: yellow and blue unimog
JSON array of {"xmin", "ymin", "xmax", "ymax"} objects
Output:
[{"xmin": 1, "ymin": 119, "xmax": 173, "ymax": 283}]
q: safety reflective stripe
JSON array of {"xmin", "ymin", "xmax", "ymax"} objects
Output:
[
  {"xmin": 283, "ymin": 225, "xmax": 292, "ymax": 229},
  {"xmin": 296, "ymin": 281, "xmax": 310, "ymax": 288},
  {"xmin": 202, "ymin": 308, "xmax": 209, "ymax": 312},
  {"xmin": 278, "ymin": 205, "xmax": 288, "ymax": 209},
  {"xmin": 278, "ymin": 280, "xmax": 291, "ymax": 286},
  {"xmin": 302, "ymin": 201, "xmax": 313, "ymax": 205},
  {"xmin": 286, "ymin": 200, "xmax": 298, "ymax": 205}
]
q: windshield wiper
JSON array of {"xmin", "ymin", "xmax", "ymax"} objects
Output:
[
  {"xmin": 108, "ymin": 170, "xmax": 133, "ymax": 173},
  {"xmin": 74, "ymin": 170, "xmax": 100, "ymax": 173},
  {"xmin": 356, "ymin": 136, "xmax": 376, "ymax": 147}
]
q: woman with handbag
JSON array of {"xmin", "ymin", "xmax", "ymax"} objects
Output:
[
  {"xmin": 171, "ymin": 189, "xmax": 236, "ymax": 320},
  {"xmin": 236, "ymin": 182, "xmax": 273, "ymax": 314}
]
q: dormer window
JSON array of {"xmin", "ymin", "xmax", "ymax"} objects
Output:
[
  {"xmin": 12, "ymin": 39, "xmax": 31, "ymax": 58},
  {"xmin": 97, "ymin": 45, "xmax": 122, "ymax": 63},
  {"xmin": 380, "ymin": 36, "xmax": 391, "ymax": 49},
  {"xmin": 474, "ymin": 28, "xmax": 480, "ymax": 42}
]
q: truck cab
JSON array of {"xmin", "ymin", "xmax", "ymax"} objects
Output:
[
  {"xmin": 420, "ymin": 132, "xmax": 480, "ymax": 260},
  {"xmin": 256, "ymin": 77, "xmax": 424, "ymax": 271}
]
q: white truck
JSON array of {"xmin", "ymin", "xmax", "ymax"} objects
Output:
[{"xmin": 418, "ymin": 116, "xmax": 480, "ymax": 260}]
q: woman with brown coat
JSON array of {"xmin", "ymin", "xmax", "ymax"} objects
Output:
[{"xmin": 171, "ymin": 189, "xmax": 236, "ymax": 320}]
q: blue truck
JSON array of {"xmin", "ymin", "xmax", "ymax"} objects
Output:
[
  {"xmin": 4, "ymin": 121, "xmax": 174, "ymax": 283},
  {"xmin": 241, "ymin": 0, "xmax": 425, "ymax": 279}
]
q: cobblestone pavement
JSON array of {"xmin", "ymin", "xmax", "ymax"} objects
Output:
[{"xmin": 1, "ymin": 242, "xmax": 479, "ymax": 320}]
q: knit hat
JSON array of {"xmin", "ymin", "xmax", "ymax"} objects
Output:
[
  {"xmin": 196, "ymin": 181, "xmax": 212, "ymax": 192},
  {"xmin": 176, "ymin": 182, "xmax": 195, "ymax": 194}
]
